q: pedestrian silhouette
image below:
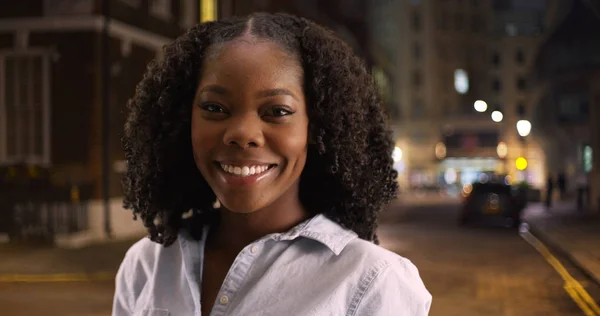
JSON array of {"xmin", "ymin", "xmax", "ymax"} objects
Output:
[
  {"xmin": 546, "ymin": 174, "xmax": 554, "ymax": 209},
  {"xmin": 557, "ymin": 172, "xmax": 566, "ymax": 200}
]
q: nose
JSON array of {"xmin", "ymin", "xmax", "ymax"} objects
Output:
[{"xmin": 222, "ymin": 113, "xmax": 265, "ymax": 148}]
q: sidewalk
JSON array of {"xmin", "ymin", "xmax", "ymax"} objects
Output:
[
  {"xmin": 523, "ymin": 201, "xmax": 600, "ymax": 285},
  {"xmin": 0, "ymin": 238, "xmax": 138, "ymax": 275}
]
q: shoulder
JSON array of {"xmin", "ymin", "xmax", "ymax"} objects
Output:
[
  {"xmin": 120, "ymin": 237, "xmax": 160, "ymax": 269},
  {"xmin": 116, "ymin": 235, "xmax": 188, "ymax": 294},
  {"xmin": 342, "ymin": 239, "xmax": 432, "ymax": 316},
  {"xmin": 119, "ymin": 235, "xmax": 185, "ymax": 276}
]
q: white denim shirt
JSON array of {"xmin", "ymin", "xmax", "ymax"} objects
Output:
[{"xmin": 113, "ymin": 214, "xmax": 432, "ymax": 316}]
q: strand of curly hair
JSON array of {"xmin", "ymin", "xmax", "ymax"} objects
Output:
[{"xmin": 122, "ymin": 13, "xmax": 398, "ymax": 247}]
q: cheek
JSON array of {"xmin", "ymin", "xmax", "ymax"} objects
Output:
[
  {"xmin": 190, "ymin": 115, "xmax": 217, "ymax": 163},
  {"xmin": 277, "ymin": 124, "xmax": 309, "ymax": 165}
]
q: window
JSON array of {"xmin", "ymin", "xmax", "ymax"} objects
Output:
[
  {"xmin": 517, "ymin": 103, "xmax": 526, "ymax": 116},
  {"xmin": 411, "ymin": 130, "xmax": 427, "ymax": 144},
  {"xmin": 150, "ymin": 0, "xmax": 172, "ymax": 20},
  {"xmin": 412, "ymin": 70, "xmax": 422, "ymax": 87},
  {"xmin": 412, "ymin": 99, "xmax": 425, "ymax": 118},
  {"xmin": 492, "ymin": 78, "xmax": 502, "ymax": 92},
  {"xmin": 516, "ymin": 49, "xmax": 525, "ymax": 64},
  {"xmin": 492, "ymin": 52, "xmax": 500, "ymax": 66},
  {"xmin": 442, "ymin": 100, "xmax": 453, "ymax": 116},
  {"xmin": 442, "ymin": 12, "xmax": 449, "ymax": 29},
  {"xmin": 0, "ymin": 52, "xmax": 51, "ymax": 165},
  {"xmin": 412, "ymin": 11, "xmax": 422, "ymax": 31},
  {"xmin": 517, "ymin": 77, "xmax": 527, "ymax": 91},
  {"xmin": 471, "ymin": 15, "xmax": 480, "ymax": 32},
  {"xmin": 414, "ymin": 42, "xmax": 422, "ymax": 61},
  {"xmin": 44, "ymin": 0, "xmax": 94, "ymax": 15},
  {"xmin": 455, "ymin": 13, "xmax": 464, "ymax": 31},
  {"xmin": 119, "ymin": 0, "xmax": 142, "ymax": 7}
]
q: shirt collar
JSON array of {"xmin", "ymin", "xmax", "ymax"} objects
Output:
[
  {"xmin": 180, "ymin": 213, "xmax": 359, "ymax": 256},
  {"xmin": 272, "ymin": 214, "xmax": 358, "ymax": 255}
]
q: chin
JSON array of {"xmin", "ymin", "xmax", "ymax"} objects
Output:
[{"xmin": 219, "ymin": 198, "xmax": 268, "ymax": 214}]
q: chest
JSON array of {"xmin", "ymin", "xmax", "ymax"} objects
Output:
[{"xmin": 201, "ymin": 250, "xmax": 233, "ymax": 315}]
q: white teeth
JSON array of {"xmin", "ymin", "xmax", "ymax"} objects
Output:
[
  {"xmin": 220, "ymin": 164, "xmax": 272, "ymax": 177},
  {"xmin": 241, "ymin": 166, "xmax": 250, "ymax": 176},
  {"xmin": 233, "ymin": 166, "xmax": 242, "ymax": 175}
]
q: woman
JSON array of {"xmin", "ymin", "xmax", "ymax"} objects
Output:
[{"xmin": 114, "ymin": 12, "xmax": 431, "ymax": 316}]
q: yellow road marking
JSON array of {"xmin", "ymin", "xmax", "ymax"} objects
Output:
[
  {"xmin": 0, "ymin": 272, "xmax": 114, "ymax": 283},
  {"xmin": 521, "ymin": 226, "xmax": 600, "ymax": 315}
]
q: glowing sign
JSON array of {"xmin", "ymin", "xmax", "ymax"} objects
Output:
[{"xmin": 454, "ymin": 69, "xmax": 469, "ymax": 94}]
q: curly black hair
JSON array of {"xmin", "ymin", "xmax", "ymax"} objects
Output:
[{"xmin": 122, "ymin": 12, "xmax": 398, "ymax": 247}]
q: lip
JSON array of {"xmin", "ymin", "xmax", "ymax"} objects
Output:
[
  {"xmin": 217, "ymin": 159, "xmax": 277, "ymax": 166},
  {"xmin": 214, "ymin": 161, "xmax": 278, "ymax": 186}
]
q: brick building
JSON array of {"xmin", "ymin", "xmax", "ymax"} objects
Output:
[{"xmin": 0, "ymin": 0, "xmax": 198, "ymax": 244}]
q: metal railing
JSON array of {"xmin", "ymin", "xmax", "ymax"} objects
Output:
[
  {"xmin": 0, "ymin": 165, "xmax": 94, "ymax": 244},
  {"xmin": 10, "ymin": 200, "xmax": 89, "ymax": 243}
]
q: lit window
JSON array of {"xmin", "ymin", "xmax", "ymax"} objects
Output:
[
  {"xmin": 150, "ymin": 0, "xmax": 172, "ymax": 20},
  {"xmin": 454, "ymin": 69, "xmax": 469, "ymax": 94}
]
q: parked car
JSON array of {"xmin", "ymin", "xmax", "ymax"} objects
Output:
[{"xmin": 459, "ymin": 182, "xmax": 527, "ymax": 228}]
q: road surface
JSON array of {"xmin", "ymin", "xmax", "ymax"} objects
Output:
[{"xmin": 379, "ymin": 202, "xmax": 587, "ymax": 316}]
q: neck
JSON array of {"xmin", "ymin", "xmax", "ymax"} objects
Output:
[{"xmin": 207, "ymin": 193, "xmax": 309, "ymax": 257}]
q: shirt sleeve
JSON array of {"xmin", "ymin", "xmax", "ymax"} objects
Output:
[
  {"xmin": 112, "ymin": 249, "xmax": 136, "ymax": 316},
  {"xmin": 353, "ymin": 257, "xmax": 432, "ymax": 316}
]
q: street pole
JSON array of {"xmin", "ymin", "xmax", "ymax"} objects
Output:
[{"xmin": 102, "ymin": 0, "xmax": 112, "ymax": 238}]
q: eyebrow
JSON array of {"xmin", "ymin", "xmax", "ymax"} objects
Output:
[
  {"xmin": 199, "ymin": 84, "xmax": 229, "ymax": 95},
  {"xmin": 199, "ymin": 85, "xmax": 299, "ymax": 100},
  {"xmin": 256, "ymin": 88, "xmax": 298, "ymax": 100}
]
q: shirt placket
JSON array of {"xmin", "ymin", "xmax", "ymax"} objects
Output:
[{"xmin": 209, "ymin": 242, "xmax": 263, "ymax": 316}]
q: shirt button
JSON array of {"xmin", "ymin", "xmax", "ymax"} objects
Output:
[
  {"xmin": 219, "ymin": 295, "xmax": 229, "ymax": 305},
  {"xmin": 250, "ymin": 245, "xmax": 259, "ymax": 254}
]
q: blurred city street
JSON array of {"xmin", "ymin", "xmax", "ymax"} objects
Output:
[
  {"xmin": 1, "ymin": 198, "xmax": 599, "ymax": 315},
  {"xmin": 379, "ymin": 197, "xmax": 600, "ymax": 316}
]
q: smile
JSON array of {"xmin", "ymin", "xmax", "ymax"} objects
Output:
[{"xmin": 219, "ymin": 163, "xmax": 276, "ymax": 177}]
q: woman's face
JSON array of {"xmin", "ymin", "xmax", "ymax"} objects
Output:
[{"xmin": 191, "ymin": 38, "xmax": 309, "ymax": 214}]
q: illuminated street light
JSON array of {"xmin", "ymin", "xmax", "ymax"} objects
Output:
[
  {"xmin": 474, "ymin": 100, "xmax": 488, "ymax": 113},
  {"xmin": 496, "ymin": 142, "xmax": 508, "ymax": 158},
  {"xmin": 516, "ymin": 157, "xmax": 528, "ymax": 171},
  {"xmin": 491, "ymin": 110, "xmax": 503, "ymax": 122},
  {"xmin": 516, "ymin": 120, "xmax": 532, "ymax": 137},
  {"xmin": 392, "ymin": 146, "xmax": 403, "ymax": 162},
  {"xmin": 435, "ymin": 142, "xmax": 447, "ymax": 159}
]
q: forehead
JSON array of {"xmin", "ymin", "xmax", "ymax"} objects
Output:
[{"xmin": 201, "ymin": 38, "xmax": 303, "ymax": 82}]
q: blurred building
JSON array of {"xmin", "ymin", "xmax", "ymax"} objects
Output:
[
  {"xmin": 0, "ymin": 0, "xmax": 198, "ymax": 243},
  {"xmin": 388, "ymin": 0, "xmax": 557, "ymax": 191},
  {"xmin": 533, "ymin": 0, "xmax": 600, "ymax": 211},
  {"xmin": 218, "ymin": 0, "xmax": 372, "ymax": 64}
]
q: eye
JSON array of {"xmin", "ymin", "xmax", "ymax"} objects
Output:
[
  {"xmin": 268, "ymin": 107, "xmax": 294, "ymax": 117},
  {"xmin": 201, "ymin": 103, "xmax": 227, "ymax": 113}
]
